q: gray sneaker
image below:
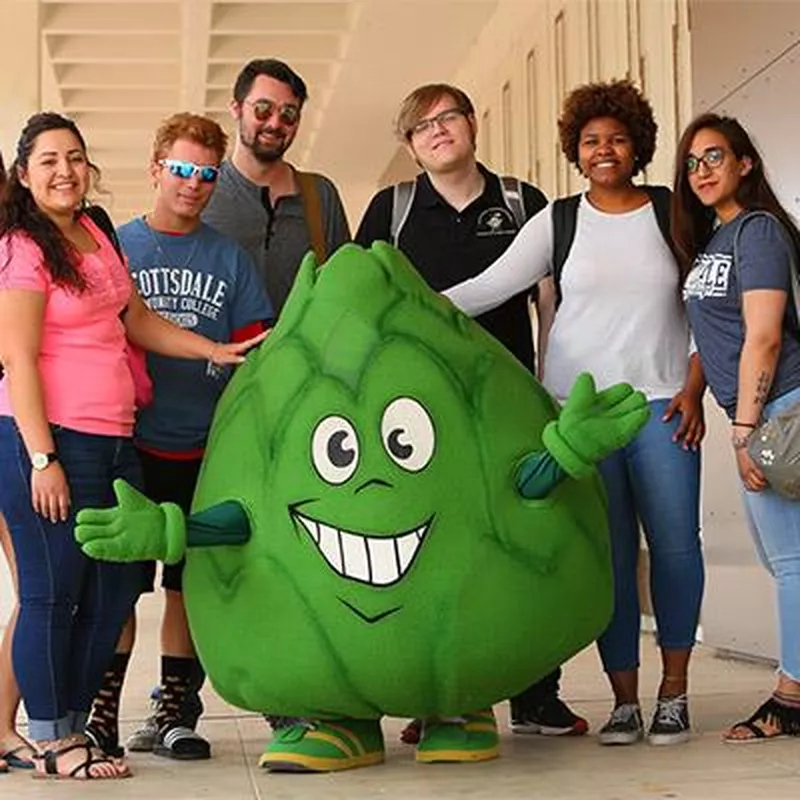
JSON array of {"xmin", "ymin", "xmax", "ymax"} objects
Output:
[
  {"xmin": 126, "ymin": 713, "xmax": 159, "ymax": 752},
  {"xmin": 647, "ymin": 695, "xmax": 691, "ymax": 745},
  {"xmin": 598, "ymin": 703, "xmax": 644, "ymax": 745}
]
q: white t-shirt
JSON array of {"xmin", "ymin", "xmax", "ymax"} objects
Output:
[{"xmin": 443, "ymin": 195, "xmax": 691, "ymax": 401}]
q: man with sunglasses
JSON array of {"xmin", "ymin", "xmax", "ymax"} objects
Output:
[
  {"xmin": 86, "ymin": 113, "xmax": 273, "ymax": 764},
  {"xmin": 355, "ymin": 83, "xmax": 588, "ymax": 754},
  {"xmin": 202, "ymin": 58, "xmax": 351, "ymax": 314}
]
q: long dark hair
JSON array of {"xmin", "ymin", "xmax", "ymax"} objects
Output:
[
  {"xmin": 672, "ymin": 113, "xmax": 800, "ymax": 272},
  {"xmin": 0, "ymin": 112, "xmax": 100, "ymax": 291}
]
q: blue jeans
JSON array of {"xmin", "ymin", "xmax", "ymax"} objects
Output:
[
  {"xmin": 740, "ymin": 384, "xmax": 800, "ymax": 681},
  {"xmin": 0, "ymin": 417, "xmax": 145, "ymax": 741},
  {"xmin": 596, "ymin": 399, "xmax": 704, "ymax": 673}
]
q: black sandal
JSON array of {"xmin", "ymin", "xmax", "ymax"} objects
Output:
[
  {"xmin": 153, "ymin": 725, "xmax": 211, "ymax": 760},
  {"xmin": 33, "ymin": 739, "xmax": 127, "ymax": 780},
  {"xmin": 724, "ymin": 696, "xmax": 800, "ymax": 744}
]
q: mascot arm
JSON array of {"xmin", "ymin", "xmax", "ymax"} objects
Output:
[
  {"xmin": 515, "ymin": 452, "xmax": 566, "ymax": 499},
  {"xmin": 186, "ymin": 501, "xmax": 251, "ymax": 548},
  {"xmin": 76, "ymin": 481, "xmax": 252, "ymax": 563},
  {"xmin": 75, "ymin": 479, "xmax": 187, "ymax": 564},
  {"xmin": 541, "ymin": 373, "xmax": 650, "ymax": 480}
]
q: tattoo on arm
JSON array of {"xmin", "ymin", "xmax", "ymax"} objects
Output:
[{"xmin": 754, "ymin": 370, "xmax": 771, "ymax": 409}]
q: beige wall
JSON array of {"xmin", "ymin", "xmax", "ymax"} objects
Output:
[{"xmin": 452, "ymin": 0, "xmax": 692, "ymax": 195}]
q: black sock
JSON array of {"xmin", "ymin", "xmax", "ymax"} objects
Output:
[
  {"xmin": 156, "ymin": 656, "xmax": 199, "ymax": 732},
  {"xmin": 86, "ymin": 651, "xmax": 131, "ymax": 756}
]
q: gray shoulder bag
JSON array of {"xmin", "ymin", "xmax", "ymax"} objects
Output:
[{"xmin": 736, "ymin": 211, "xmax": 800, "ymax": 498}]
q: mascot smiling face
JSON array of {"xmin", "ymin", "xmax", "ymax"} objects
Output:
[{"xmin": 183, "ymin": 243, "xmax": 612, "ymax": 719}]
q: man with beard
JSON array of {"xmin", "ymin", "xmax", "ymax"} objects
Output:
[{"xmin": 202, "ymin": 59, "xmax": 351, "ymax": 314}]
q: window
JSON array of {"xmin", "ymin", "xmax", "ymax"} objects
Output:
[
  {"xmin": 587, "ymin": 0, "xmax": 600, "ymax": 80},
  {"xmin": 481, "ymin": 108, "xmax": 492, "ymax": 165},
  {"xmin": 554, "ymin": 10, "xmax": 569, "ymax": 195},
  {"xmin": 501, "ymin": 81, "xmax": 513, "ymax": 172},
  {"xmin": 525, "ymin": 48, "xmax": 540, "ymax": 184}
]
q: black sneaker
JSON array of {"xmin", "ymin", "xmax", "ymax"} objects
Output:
[
  {"xmin": 510, "ymin": 697, "xmax": 589, "ymax": 736},
  {"xmin": 647, "ymin": 695, "xmax": 691, "ymax": 745},
  {"xmin": 598, "ymin": 703, "xmax": 644, "ymax": 745}
]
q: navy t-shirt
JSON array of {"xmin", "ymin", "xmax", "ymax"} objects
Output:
[
  {"xmin": 684, "ymin": 212, "xmax": 800, "ymax": 417},
  {"xmin": 119, "ymin": 218, "xmax": 273, "ymax": 451}
]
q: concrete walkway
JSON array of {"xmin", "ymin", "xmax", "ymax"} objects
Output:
[{"xmin": 2, "ymin": 592, "xmax": 798, "ymax": 799}]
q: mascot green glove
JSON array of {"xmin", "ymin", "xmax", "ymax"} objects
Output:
[{"xmin": 76, "ymin": 242, "xmax": 648, "ymax": 772}]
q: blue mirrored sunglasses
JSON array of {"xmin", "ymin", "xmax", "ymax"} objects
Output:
[{"xmin": 159, "ymin": 159, "xmax": 219, "ymax": 183}]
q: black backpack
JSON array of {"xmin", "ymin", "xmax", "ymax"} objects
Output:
[
  {"xmin": 551, "ymin": 185, "xmax": 675, "ymax": 307},
  {"xmin": 84, "ymin": 204, "xmax": 124, "ymax": 260}
]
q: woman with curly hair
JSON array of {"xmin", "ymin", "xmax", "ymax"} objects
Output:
[
  {"xmin": 0, "ymin": 113, "xmax": 265, "ymax": 780},
  {"xmin": 444, "ymin": 80, "xmax": 705, "ymax": 746},
  {"xmin": 674, "ymin": 113, "xmax": 800, "ymax": 743}
]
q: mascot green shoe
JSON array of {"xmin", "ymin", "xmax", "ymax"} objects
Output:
[
  {"xmin": 258, "ymin": 719, "xmax": 385, "ymax": 773},
  {"xmin": 76, "ymin": 242, "xmax": 649, "ymax": 772},
  {"xmin": 416, "ymin": 710, "xmax": 499, "ymax": 763}
]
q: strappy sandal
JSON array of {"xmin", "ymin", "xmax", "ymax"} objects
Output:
[
  {"xmin": 0, "ymin": 741, "xmax": 37, "ymax": 769},
  {"xmin": 0, "ymin": 758, "xmax": 8, "ymax": 774},
  {"xmin": 723, "ymin": 696, "xmax": 800, "ymax": 744},
  {"xmin": 32, "ymin": 738, "xmax": 129, "ymax": 780}
]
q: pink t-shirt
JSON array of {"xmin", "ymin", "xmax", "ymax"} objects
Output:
[{"xmin": 0, "ymin": 216, "xmax": 136, "ymax": 436}]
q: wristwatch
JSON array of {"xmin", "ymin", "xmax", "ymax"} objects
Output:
[{"xmin": 31, "ymin": 451, "xmax": 59, "ymax": 471}]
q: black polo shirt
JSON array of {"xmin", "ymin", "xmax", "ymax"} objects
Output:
[{"xmin": 355, "ymin": 164, "xmax": 547, "ymax": 371}]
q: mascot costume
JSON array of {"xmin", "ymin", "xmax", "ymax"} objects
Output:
[{"xmin": 76, "ymin": 243, "xmax": 648, "ymax": 772}]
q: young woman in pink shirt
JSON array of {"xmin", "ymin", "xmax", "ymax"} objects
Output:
[{"xmin": 0, "ymin": 113, "xmax": 265, "ymax": 781}]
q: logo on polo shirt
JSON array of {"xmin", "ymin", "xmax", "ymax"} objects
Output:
[{"xmin": 476, "ymin": 207, "xmax": 517, "ymax": 237}]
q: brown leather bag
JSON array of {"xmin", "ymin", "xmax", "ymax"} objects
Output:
[{"xmin": 295, "ymin": 171, "xmax": 328, "ymax": 264}]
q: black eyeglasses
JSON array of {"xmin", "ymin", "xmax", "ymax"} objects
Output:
[
  {"xmin": 686, "ymin": 146, "xmax": 727, "ymax": 174},
  {"xmin": 159, "ymin": 159, "xmax": 219, "ymax": 183},
  {"xmin": 407, "ymin": 108, "xmax": 466, "ymax": 139},
  {"xmin": 245, "ymin": 99, "xmax": 301, "ymax": 126}
]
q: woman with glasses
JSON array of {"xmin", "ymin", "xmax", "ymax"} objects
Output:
[
  {"xmin": 0, "ymin": 112, "xmax": 265, "ymax": 781},
  {"xmin": 674, "ymin": 113, "xmax": 800, "ymax": 742},
  {"xmin": 444, "ymin": 80, "xmax": 705, "ymax": 747}
]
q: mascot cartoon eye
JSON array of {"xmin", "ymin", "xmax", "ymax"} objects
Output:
[
  {"xmin": 312, "ymin": 415, "xmax": 360, "ymax": 484},
  {"xmin": 381, "ymin": 398, "xmax": 435, "ymax": 472}
]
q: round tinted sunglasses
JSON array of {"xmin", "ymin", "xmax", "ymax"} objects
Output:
[
  {"xmin": 159, "ymin": 159, "xmax": 220, "ymax": 183},
  {"xmin": 245, "ymin": 99, "xmax": 301, "ymax": 126}
]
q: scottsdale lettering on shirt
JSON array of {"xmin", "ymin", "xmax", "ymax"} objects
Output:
[{"xmin": 132, "ymin": 267, "xmax": 229, "ymax": 327}]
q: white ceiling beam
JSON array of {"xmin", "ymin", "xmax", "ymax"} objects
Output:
[
  {"xmin": 55, "ymin": 62, "xmax": 182, "ymax": 87},
  {"xmin": 47, "ymin": 33, "xmax": 181, "ymax": 61},
  {"xmin": 42, "ymin": 1, "xmax": 181, "ymax": 31}
]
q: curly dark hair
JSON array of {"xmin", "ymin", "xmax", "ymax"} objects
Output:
[
  {"xmin": 557, "ymin": 80, "xmax": 657, "ymax": 175},
  {"xmin": 0, "ymin": 112, "xmax": 99, "ymax": 291}
]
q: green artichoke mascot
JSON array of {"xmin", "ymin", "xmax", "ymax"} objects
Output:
[{"xmin": 76, "ymin": 243, "xmax": 649, "ymax": 772}]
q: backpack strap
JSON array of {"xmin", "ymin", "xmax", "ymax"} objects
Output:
[
  {"xmin": 499, "ymin": 175, "xmax": 526, "ymax": 229},
  {"xmin": 642, "ymin": 185, "xmax": 678, "ymax": 260},
  {"xmin": 390, "ymin": 181, "xmax": 416, "ymax": 246},
  {"xmin": 295, "ymin": 171, "xmax": 328, "ymax": 264},
  {"xmin": 84, "ymin": 204, "xmax": 123, "ymax": 260},
  {"xmin": 550, "ymin": 194, "xmax": 582, "ymax": 308}
]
